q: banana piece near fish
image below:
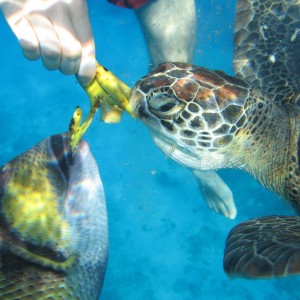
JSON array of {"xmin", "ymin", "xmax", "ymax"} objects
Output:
[{"xmin": 69, "ymin": 62, "xmax": 134, "ymax": 151}]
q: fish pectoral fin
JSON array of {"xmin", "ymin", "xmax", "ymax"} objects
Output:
[{"xmin": 9, "ymin": 244, "xmax": 76, "ymax": 272}]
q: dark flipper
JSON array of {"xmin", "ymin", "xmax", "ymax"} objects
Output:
[
  {"xmin": 234, "ymin": 0, "xmax": 300, "ymax": 105},
  {"xmin": 224, "ymin": 215, "xmax": 300, "ymax": 278}
]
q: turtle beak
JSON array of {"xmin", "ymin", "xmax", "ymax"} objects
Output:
[{"xmin": 128, "ymin": 88, "xmax": 145, "ymax": 118}]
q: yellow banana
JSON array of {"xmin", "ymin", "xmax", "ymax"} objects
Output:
[
  {"xmin": 69, "ymin": 62, "xmax": 135, "ymax": 151},
  {"xmin": 95, "ymin": 63, "xmax": 133, "ymax": 115}
]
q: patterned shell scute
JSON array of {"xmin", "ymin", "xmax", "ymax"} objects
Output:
[
  {"xmin": 234, "ymin": 0, "xmax": 300, "ymax": 105},
  {"xmin": 139, "ymin": 74, "xmax": 176, "ymax": 94},
  {"xmin": 166, "ymin": 67, "xmax": 192, "ymax": 79},
  {"xmin": 172, "ymin": 78, "xmax": 199, "ymax": 102}
]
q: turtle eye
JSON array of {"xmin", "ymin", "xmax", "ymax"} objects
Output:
[{"xmin": 147, "ymin": 93, "xmax": 183, "ymax": 117}]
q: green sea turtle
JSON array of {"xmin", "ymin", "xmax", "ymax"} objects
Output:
[
  {"xmin": 128, "ymin": 0, "xmax": 300, "ymax": 279},
  {"xmin": 0, "ymin": 133, "xmax": 108, "ymax": 298}
]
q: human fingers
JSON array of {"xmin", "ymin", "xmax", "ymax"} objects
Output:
[
  {"xmin": 27, "ymin": 13, "xmax": 62, "ymax": 70},
  {"xmin": 0, "ymin": 4, "xmax": 41, "ymax": 61},
  {"xmin": 76, "ymin": 40, "xmax": 96, "ymax": 86},
  {"xmin": 12, "ymin": 17, "xmax": 41, "ymax": 60},
  {"xmin": 69, "ymin": 0, "xmax": 96, "ymax": 86},
  {"xmin": 1, "ymin": 0, "xmax": 95, "ymax": 81},
  {"xmin": 49, "ymin": 4, "xmax": 82, "ymax": 75}
]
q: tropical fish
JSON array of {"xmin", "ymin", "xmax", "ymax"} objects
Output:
[{"xmin": 0, "ymin": 133, "xmax": 108, "ymax": 299}]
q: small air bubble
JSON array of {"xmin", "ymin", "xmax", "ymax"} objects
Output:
[{"xmin": 268, "ymin": 55, "xmax": 276, "ymax": 63}]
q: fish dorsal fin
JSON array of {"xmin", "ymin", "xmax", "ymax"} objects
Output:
[{"xmin": 234, "ymin": 0, "xmax": 300, "ymax": 105}]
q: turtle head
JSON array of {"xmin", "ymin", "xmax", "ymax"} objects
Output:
[{"xmin": 129, "ymin": 63, "xmax": 251, "ymax": 170}]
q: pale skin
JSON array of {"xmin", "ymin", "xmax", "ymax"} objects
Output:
[
  {"xmin": 0, "ymin": 0, "xmax": 96, "ymax": 86},
  {"xmin": 0, "ymin": 0, "xmax": 237, "ymax": 219}
]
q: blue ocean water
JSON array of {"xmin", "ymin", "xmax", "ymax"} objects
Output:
[{"xmin": 0, "ymin": 0, "xmax": 299, "ymax": 299}]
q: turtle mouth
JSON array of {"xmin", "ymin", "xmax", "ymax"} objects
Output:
[
  {"xmin": 133, "ymin": 98, "xmax": 218, "ymax": 170},
  {"xmin": 134, "ymin": 99, "xmax": 200, "ymax": 164},
  {"xmin": 150, "ymin": 131, "xmax": 202, "ymax": 169},
  {"xmin": 128, "ymin": 88, "xmax": 145, "ymax": 118},
  {"xmin": 135, "ymin": 101, "xmax": 151, "ymax": 121},
  {"xmin": 133, "ymin": 99, "xmax": 164, "ymax": 132}
]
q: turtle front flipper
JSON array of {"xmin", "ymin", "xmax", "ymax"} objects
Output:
[
  {"xmin": 223, "ymin": 216, "xmax": 300, "ymax": 278},
  {"xmin": 193, "ymin": 170, "xmax": 237, "ymax": 219}
]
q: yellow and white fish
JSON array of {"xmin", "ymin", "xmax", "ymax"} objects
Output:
[{"xmin": 0, "ymin": 133, "xmax": 108, "ymax": 299}]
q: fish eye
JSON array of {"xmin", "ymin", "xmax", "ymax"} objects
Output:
[{"xmin": 147, "ymin": 93, "xmax": 183, "ymax": 118}]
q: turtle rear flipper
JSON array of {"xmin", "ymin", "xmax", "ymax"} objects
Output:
[{"xmin": 224, "ymin": 215, "xmax": 300, "ymax": 278}]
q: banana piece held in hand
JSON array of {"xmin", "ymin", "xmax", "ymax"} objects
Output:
[{"xmin": 69, "ymin": 62, "xmax": 134, "ymax": 151}]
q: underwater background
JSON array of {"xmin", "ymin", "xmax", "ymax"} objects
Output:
[{"xmin": 0, "ymin": 0, "xmax": 299, "ymax": 299}]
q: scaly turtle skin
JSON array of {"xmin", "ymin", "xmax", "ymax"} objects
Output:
[
  {"xmin": 130, "ymin": 62, "xmax": 300, "ymax": 208},
  {"xmin": 129, "ymin": 0, "xmax": 300, "ymax": 279},
  {"xmin": 0, "ymin": 133, "xmax": 108, "ymax": 299}
]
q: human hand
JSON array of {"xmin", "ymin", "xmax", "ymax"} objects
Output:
[{"xmin": 0, "ymin": 0, "xmax": 96, "ymax": 86}]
